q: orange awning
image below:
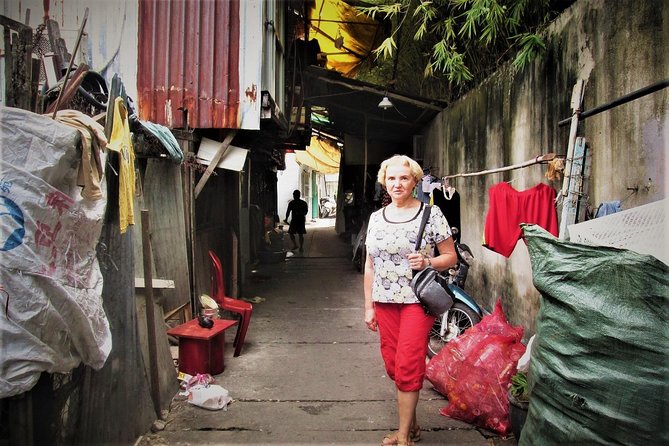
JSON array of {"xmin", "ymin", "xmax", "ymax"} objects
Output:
[{"xmin": 309, "ymin": 0, "xmax": 383, "ymax": 77}]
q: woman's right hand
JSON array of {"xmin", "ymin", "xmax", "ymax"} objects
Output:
[
  {"xmin": 407, "ymin": 252, "xmax": 428, "ymax": 270},
  {"xmin": 365, "ymin": 307, "xmax": 377, "ymax": 331}
]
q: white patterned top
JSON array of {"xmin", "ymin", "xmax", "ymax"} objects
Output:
[{"xmin": 366, "ymin": 204, "xmax": 452, "ymax": 304}]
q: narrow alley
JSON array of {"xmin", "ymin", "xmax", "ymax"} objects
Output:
[{"xmin": 140, "ymin": 220, "xmax": 514, "ymax": 445}]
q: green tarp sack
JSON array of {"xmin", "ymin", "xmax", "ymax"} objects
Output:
[{"xmin": 520, "ymin": 224, "xmax": 668, "ymax": 446}]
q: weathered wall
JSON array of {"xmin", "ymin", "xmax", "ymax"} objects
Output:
[
  {"xmin": 133, "ymin": 159, "xmax": 191, "ymax": 314},
  {"xmin": 421, "ymin": 0, "xmax": 668, "ymax": 335},
  {"xmin": 2, "ymin": 0, "xmax": 140, "ymax": 101}
]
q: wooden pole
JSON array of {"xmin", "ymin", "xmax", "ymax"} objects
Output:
[
  {"xmin": 560, "ymin": 80, "xmax": 585, "ymax": 197},
  {"xmin": 50, "ymin": 7, "xmax": 88, "ymax": 118},
  {"xmin": 231, "ymin": 231, "xmax": 239, "ymax": 298},
  {"xmin": 193, "ymin": 130, "xmax": 237, "ymax": 198},
  {"xmin": 559, "ymin": 137, "xmax": 589, "ymax": 239},
  {"xmin": 310, "ymin": 73, "xmax": 445, "ymax": 111},
  {"xmin": 363, "ymin": 114, "xmax": 368, "ymax": 204},
  {"xmin": 442, "ymin": 153, "xmax": 556, "ymax": 179},
  {"xmin": 140, "ymin": 210, "xmax": 161, "ymax": 418}
]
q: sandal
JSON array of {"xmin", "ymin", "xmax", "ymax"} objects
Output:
[
  {"xmin": 411, "ymin": 425, "xmax": 421, "ymax": 442},
  {"xmin": 381, "ymin": 426, "xmax": 421, "ymax": 445},
  {"xmin": 380, "ymin": 438, "xmax": 414, "ymax": 446}
]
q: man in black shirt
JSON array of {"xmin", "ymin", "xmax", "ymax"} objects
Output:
[{"xmin": 285, "ymin": 190, "xmax": 308, "ymax": 252}]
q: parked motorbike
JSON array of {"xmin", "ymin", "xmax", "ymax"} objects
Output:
[
  {"xmin": 427, "ymin": 227, "xmax": 486, "ymax": 358},
  {"xmin": 318, "ymin": 197, "xmax": 337, "ymax": 218}
]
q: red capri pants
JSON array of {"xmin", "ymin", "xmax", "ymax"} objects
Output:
[{"xmin": 374, "ymin": 302, "xmax": 436, "ymax": 392}]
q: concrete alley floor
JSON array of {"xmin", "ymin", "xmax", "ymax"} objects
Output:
[{"xmin": 139, "ymin": 219, "xmax": 516, "ymax": 445}]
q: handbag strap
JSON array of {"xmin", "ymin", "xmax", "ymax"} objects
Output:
[{"xmin": 414, "ymin": 205, "xmax": 431, "ymax": 251}]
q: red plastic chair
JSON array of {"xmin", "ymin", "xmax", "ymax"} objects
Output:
[{"xmin": 208, "ymin": 250, "xmax": 253, "ymax": 357}]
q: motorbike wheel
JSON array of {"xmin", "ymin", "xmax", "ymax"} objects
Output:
[
  {"xmin": 427, "ymin": 303, "xmax": 482, "ymax": 358},
  {"xmin": 354, "ymin": 243, "xmax": 366, "ymax": 272}
]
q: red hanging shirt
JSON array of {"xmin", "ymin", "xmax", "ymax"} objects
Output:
[{"xmin": 483, "ymin": 182, "xmax": 558, "ymax": 257}]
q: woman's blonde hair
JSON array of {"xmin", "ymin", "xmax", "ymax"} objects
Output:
[{"xmin": 377, "ymin": 155, "xmax": 423, "ymax": 186}]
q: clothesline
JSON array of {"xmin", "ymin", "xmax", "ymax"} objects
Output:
[{"xmin": 442, "ymin": 153, "xmax": 557, "ymax": 180}]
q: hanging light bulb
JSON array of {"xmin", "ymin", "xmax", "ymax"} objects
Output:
[{"xmin": 378, "ymin": 96, "xmax": 393, "ymax": 110}]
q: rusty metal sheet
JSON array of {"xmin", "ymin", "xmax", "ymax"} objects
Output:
[{"xmin": 137, "ymin": 0, "xmax": 241, "ymax": 129}]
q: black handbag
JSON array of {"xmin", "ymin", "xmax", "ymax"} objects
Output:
[{"xmin": 410, "ymin": 205, "xmax": 454, "ymax": 316}]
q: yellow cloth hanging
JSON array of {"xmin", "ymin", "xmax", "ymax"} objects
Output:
[{"xmin": 106, "ymin": 97, "xmax": 136, "ymax": 234}]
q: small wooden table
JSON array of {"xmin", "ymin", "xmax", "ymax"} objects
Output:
[{"xmin": 167, "ymin": 318, "xmax": 238, "ymax": 375}]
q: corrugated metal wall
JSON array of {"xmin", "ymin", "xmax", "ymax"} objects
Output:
[{"xmin": 137, "ymin": 0, "xmax": 241, "ymax": 129}]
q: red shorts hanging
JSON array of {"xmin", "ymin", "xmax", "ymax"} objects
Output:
[{"xmin": 483, "ymin": 182, "xmax": 558, "ymax": 257}]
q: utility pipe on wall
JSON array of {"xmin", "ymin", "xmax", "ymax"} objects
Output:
[{"xmin": 557, "ymin": 79, "xmax": 669, "ymax": 127}]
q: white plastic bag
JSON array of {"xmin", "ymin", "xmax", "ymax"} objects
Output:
[
  {"xmin": 187, "ymin": 385, "xmax": 231, "ymax": 411},
  {"xmin": 0, "ymin": 106, "xmax": 111, "ymax": 398},
  {"xmin": 516, "ymin": 334, "xmax": 535, "ymax": 373}
]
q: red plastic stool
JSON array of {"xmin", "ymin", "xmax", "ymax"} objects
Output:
[{"xmin": 167, "ymin": 318, "xmax": 238, "ymax": 375}]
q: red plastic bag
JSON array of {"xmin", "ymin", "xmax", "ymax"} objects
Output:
[{"xmin": 426, "ymin": 299, "xmax": 525, "ymax": 436}]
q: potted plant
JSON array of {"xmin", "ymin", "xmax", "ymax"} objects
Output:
[{"xmin": 508, "ymin": 371, "xmax": 530, "ymax": 440}]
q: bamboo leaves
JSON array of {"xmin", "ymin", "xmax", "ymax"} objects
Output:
[
  {"xmin": 373, "ymin": 37, "xmax": 398, "ymax": 60},
  {"xmin": 357, "ymin": 0, "xmax": 560, "ymax": 88}
]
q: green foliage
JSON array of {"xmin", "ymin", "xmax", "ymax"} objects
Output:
[
  {"xmin": 356, "ymin": 0, "xmax": 572, "ymax": 99},
  {"xmin": 374, "ymin": 37, "xmax": 398, "ymax": 60},
  {"xmin": 512, "ymin": 32, "xmax": 546, "ymax": 69},
  {"xmin": 510, "ymin": 370, "xmax": 529, "ymax": 401},
  {"xmin": 357, "ymin": 2, "xmax": 405, "ymax": 20},
  {"xmin": 431, "ymin": 40, "xmax": 473, "ymax": 83}
]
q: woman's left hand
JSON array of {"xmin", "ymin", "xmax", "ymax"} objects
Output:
[{"xmin": 407, "ymin": 252, "xmax": 428, "ymax": 270}]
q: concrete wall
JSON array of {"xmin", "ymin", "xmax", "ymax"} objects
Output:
[{"xmin": 421, "ymin": 0, "xmax": 668, "ymax": 335}]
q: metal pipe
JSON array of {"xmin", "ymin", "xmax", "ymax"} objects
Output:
[{"xmin": 558, "ymin": 79, "xmax": 669, "ymax": 127}]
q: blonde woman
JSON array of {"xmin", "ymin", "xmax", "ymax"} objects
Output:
[{"xmin": 364, "ymin": 155, "xmax": 457, "ymax": 445}]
